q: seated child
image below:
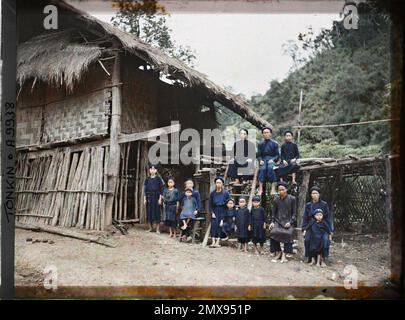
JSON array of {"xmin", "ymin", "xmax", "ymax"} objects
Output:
[
  {"xmin": 235, "ymin": 197, "xmax": 251, "ymax": 252},
  {"xmin": 162, "ymin": 178, "xmax": 179, "ymax": 238},
  {"xmin": 250, "ymin": 196, "xmax": 266, "ymax": 254},
  {"xmin": 179, "ymin": 188, "xmax": 198, "ymax": 233},
  {"xmin": 277, "ymin": 130, "xmax": 300, "ymax": 185},
  {"xmin": 220, "ymin": 198, "xmax": 237, "ymax": 239},
  {"xmin": 302, "ymin": 208, "xmax": 332, "ymax": 267}
]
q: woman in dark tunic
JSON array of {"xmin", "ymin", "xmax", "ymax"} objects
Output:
[
  {"xmin": 235, "ymin": 197, "xmax": 251, "ymax": 252},
  {"xmin": 276, "ymin": 130, "xmax": 300, "ymax": 185},
  {"xmin": 163, "ymin": 178, "xmax": 179, "ymax": 238},
  {"xmin": 302, "ymin": 186, "xmax": 333, "ymax": 264},
  {"xmin": 303, "ymin": 208, "xmax": 332, "ymax": 267},
  {"xmin": 269, "ymin": 181, "xmax": 296, "ymax": 263},
  {"xmin": 144, "ymin": 164, "xmax": 164, "ymax": 233},
  {"xmin": 250, "ymin": 195, "xmax": 266, "ymax": 254},
  {"xmin": 221, "ymin": 198, "xmax": 237, "ymax": 239},
  {"xmin": 209, "ymin": 177, "xmax": 230, "ymax": 247},
  {"xmin": 228, "ymin": 129, "xmax": 256, "ymax": 184}
]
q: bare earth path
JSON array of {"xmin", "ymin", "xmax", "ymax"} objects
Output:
[{"xmin": 15, "ymin": 226, "xmax": 389, "ymax": 288}]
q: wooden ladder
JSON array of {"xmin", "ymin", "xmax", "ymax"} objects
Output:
[{"xmin": 201, "ymin": 161, "xmax": 259, "ymax": 247}]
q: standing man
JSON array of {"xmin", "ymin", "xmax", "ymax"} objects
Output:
[
  {"xmin": 257, "ymin": 127, "xmax": 280, "ymax": 195},
  {"xmin": 269, "ymin": 181, "xmax": 297, "ymax": 263}
]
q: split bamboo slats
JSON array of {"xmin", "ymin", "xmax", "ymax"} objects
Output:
[
  {"xmin": 112, "ymin": 141, "xmax": 148, "ymax": 223},
  {"xmin": 16, "ymin": 146, "xmax": 110, "ymax": 230},
  {"xmin": 16, "ymin": 141, "xmax": 150, "ymax": 230}
]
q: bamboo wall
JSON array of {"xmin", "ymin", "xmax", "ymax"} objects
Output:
[
  {"xmin": 121, "ymin": 55, "xmax": 158, "ymax": 134},
  {"xmin": 113, "ymin": 141, "xmax": 149, "ymax": 223},
  {"xmin": 16, "ymin": 63, "xmax": 112, "ymax": 148},
  {"xmin": 16, "ymin": 146, "xmax": 109, "ymax": 230}
]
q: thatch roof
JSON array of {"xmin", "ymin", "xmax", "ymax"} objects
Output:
[
  {"xmin": 17, "ymin": 0, "xmax": 271, "ymax": 129},
  {"xmin": 17, "ymin": 30, "xmax": 102, "ymax": 90}
]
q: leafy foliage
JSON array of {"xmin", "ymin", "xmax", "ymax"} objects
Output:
[
  {"xmin": 111, "ymin": 0, "xmax": 196, "ymax": 66},
  {"xmin": 246, "ymin": 1, "xmax": 392, "ymax": 158}
]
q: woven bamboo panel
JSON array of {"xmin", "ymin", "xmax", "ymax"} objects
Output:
[
  {"xmin": 42, "ymin": 89, "xmax": 110, "ymax": 143},
  {"xmin": 16, "ymin": 106, "xmax": 43, "ymax": 147},
  {"xmin": 121, "ymin": 69, "xmax": 158, "ymax": 134},
  {"xmin": 310, "ymin": 162, "xmax": 387, "ymax": 232}
]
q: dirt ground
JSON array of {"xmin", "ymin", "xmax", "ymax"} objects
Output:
[{"xmin": 15, "ymin": 225, "xmax": 390, "ymax": 288}]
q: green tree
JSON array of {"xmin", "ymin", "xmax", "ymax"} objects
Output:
[
  {"xmin": 111, "ymin": 0, "xmax": 196, "ymax": 66},
  {"xmin": 249, "ymin": 1, "xmax": 391, "ymax": 157}
]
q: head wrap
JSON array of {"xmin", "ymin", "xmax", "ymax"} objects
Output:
[
  {"xmin": 277, "ymin": 181, "xmax": 288, "ymax": 189},
  {"xmin": 284, "ymin": 130, "xmax": 294, "ymax": 136},
  {"xmin": 148, "ymin": 162, "xmax": 159, "ymax": 169},
  {"xmin": 262, "ymin": 126, "xmax": 273, "ymax": 133},
  {"xmin": 310, "ymin": 186, "xmax": 321, "ymax": 194},
  {"xmin": 214, "ymin": 177, "xmax": 224, "ymax": 184}
]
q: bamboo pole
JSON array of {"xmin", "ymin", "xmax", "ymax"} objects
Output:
[
  {"xmin": 123, "ymin": 143, "xmax": 130, "ymax": 220},
  {"xmin": 297, "ymin": 89, "xmax": 303, "ymax": 145},
  {"xmin": 105, "ymin": 50, "xmax": 122, "ymax": 228},
  {"xmin": 134, "ymin": 142, "xmax": 140, "ymax": 220},
  {"xmin": 16, "ymin": 222, "xmax": 117, "ymax": 248}
]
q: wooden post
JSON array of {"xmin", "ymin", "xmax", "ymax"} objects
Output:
[
  {"xmin": 105, "ymin": 51, "xmax": 122, "ymax": 229},
  {"xmin": 385, "ymin": 158, "xmax": 393, "ymax": 271},
  {"xmin": 202, "ymin": 168, "xmax": 216, "ymax": 247},
  {"xmin": 247, "ymin": 162, "xmax": 259, "ymax": 210},
  {"xmin": 297, "ymin": 90, "xmax": 303, "ymax": 145},
  {"xmin": 296, "ymin": 170, "xmax": 310, "ymax": 257}
]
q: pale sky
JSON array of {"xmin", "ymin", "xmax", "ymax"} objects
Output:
[
  {"xmin": 69, "ymin": 1, "xmax": 342, "ymax": 97},
  {"xmin": 94, "ymin": 12, "xmax": 338, "ymax": 97}
]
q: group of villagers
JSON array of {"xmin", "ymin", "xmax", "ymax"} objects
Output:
[{"xmin": 144, "ymin": 127, "xmax": 334, "ymax": 266}]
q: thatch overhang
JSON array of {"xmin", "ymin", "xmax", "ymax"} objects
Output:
[{"xmin": 17, "ymin": 0, "xmax": 271, "ymax": 129}]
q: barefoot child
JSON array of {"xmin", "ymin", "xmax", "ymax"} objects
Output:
[
  {"xmin": 179, "ymin": 189, "xmax": 198, "ymax": 240},
  {"xmin": 144, "ymin": 163, "xmax": 164, "ymax": 233},
  {"xmin": 209, "ymin": 177, "xmax": 230, "ymax": 248},
  {"xmin": 250, "ymin": 196, "xmax": 266, "ymax": 254},
  {"xmin": 235, "ymin": 197, "xmax": 251, "ymax": 252},
  {"xmin": 303, "ymin": 208, "xmax": 332, "ymax": 267},
  {"xmin": 179, "ymin": 179, "xmax": 202, "ymax": 241},
  {"xmin": 163, "ymin": 178, "xmax": 179, "ymax": 238},
  {"xmin": 220, "ymin": 198, "xmax": 237, "ymax": 239}
]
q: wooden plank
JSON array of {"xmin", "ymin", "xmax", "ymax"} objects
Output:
[
  {"xmin": 15, "ymin": 222, "xmax": 117, "ymax": 248},
  {"xmin": 23, "ymin": 124, "xmax": 182, "ymax": 160},
  {"xmin": 247, "ymin": 162, "xmax": 259, "ymax": 211},
  {"xmin": 117, "ymin": 123, "xmax": 181, "ymax": 144}
]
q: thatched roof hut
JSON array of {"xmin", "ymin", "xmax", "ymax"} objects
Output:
[
  {"xmin": 17, "ymin": 0, "xmax": 270, "ymax": 129},
  {"xmin": 15, "ymin": 0, "xmax": 270, "ymax": 231}
]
